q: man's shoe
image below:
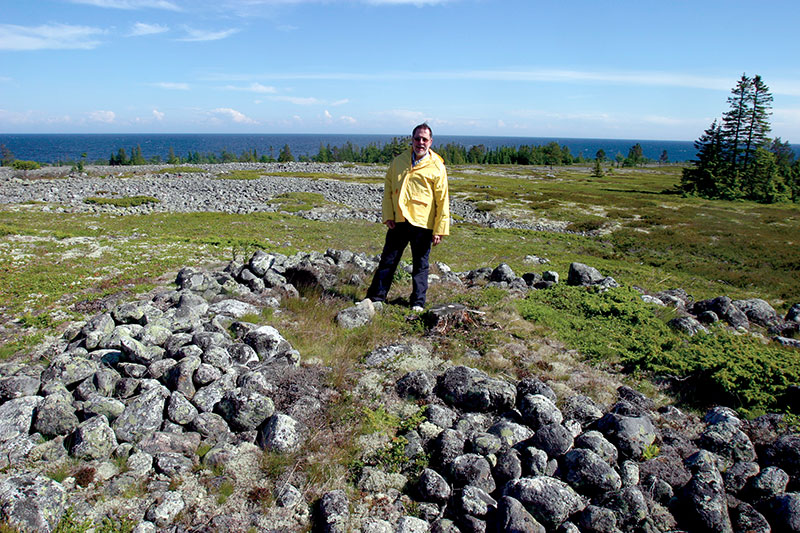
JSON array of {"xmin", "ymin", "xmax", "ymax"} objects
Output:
[{"xmin": 411, "ymin": 305, "xmax": 424, "ymax": 313}]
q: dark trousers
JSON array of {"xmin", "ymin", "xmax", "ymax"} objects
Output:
[{"xmin": 367, "ymin": 222, "xmax": 433, "ymax": 307}]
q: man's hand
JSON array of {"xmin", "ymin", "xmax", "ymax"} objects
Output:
[
  {"xmin": 384, "ymin": 220, "xmax": 396, "ymax": 229},
  {"xmin": 432, "ymin": 234, "xmax": 443, "ymax": 246}
]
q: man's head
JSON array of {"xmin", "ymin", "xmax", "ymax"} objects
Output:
[{"xmin": 412, "ymin": 123, "xmax": 433, "ymax": 159}]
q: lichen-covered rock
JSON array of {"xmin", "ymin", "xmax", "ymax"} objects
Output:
[
  {"xmin": 519, "ymin": 393, "xmax": 563, "ymax": 430},
  {"xmin": 396, "ymin": 370, "xmax": 436, "ymax": 399},
  {"xmin": 496, "ymin": 495, "xmax": 546, "ymax": 533},
  {"xmin": 596, "ymin": 412, "xmax": 657, "ymax": 460},
  {"xmin": 243, "ymin": 325, "xmax": 294, "ymax": 362},
  {"xmin": 416, "ymin": 468, "xmax": 451, "ymax": 503},
  {"xmin": 450, "ymin": 453, "xmax": 496, "ymax": 493},
  {"xmin": 216, "ymin": 389, "xmax": 275, "ymax": 431},
  {"xmin": 258, "ymin": 413, "xmax": 303, "ymax": 453},
  {"xmin": 144, "ymin": 491, "xmax": 185, "ymax": 528},
  {"xmin": 503, "ymin": 476, "xmax": 586, "ymax": 530},
  {"xmin": 70, "ymin": 415, "xmax": 117, "ymax": 460},
  {"xmin": 0, "ymin": 396, "xmax": 42, "ymax": 443},
  {"xmin": 562, "ymin": 448, "xmax": 622, "ymax": 496},
  {"xmin": 317, "ymin": 489, "xmax": 349, "ymax": 533},
  {"xmin": 437, "ymin": 365, "xmax": 515, "ymax": 413},
  {"xmin": 335, "ymin": 299, "xmax": 375, "ymax": 329},
  {"xmin": 0, "ymin": 474, "xmax": 66, "ymax": 533},
  {"xmin": 113, "ymin": 384, "xmax": 169, "ymax": 443},
  {"xmin": 32, "ymin": 394, "xmax": 79, "ymax": 438},
  {"xmin": 680, "ymin": 450, "xmax": 733, "ymax": 532}
]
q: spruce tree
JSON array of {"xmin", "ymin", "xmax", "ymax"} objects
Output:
[
  {"xmin": 741, "ymin": 75, "xmax": 773, "ymax": 175},
  {"xmin": 682, "ymin": 120, "xmax": 725, "ymax": 197}
]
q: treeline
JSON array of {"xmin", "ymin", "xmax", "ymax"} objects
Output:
[
  {"xmin": 2, "ymin": 139, "xmax": 663, "ymax": 169},
  {"xmin": 681, "ymin": 74, "xmax": 799, "ymax": 203}
]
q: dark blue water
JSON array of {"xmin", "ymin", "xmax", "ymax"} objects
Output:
[{"xmin": 0, "ymin": 133, "xmax": 717, "ymax": 165}]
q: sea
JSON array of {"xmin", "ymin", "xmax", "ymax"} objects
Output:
[{"xmin": 0, "ymin": 132, "xmax": 782, "ymax": 165}]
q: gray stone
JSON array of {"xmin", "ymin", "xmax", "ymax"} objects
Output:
[
  {"xmin": 562, "ymin": 448, "xmax": 622, "ymax": 496},
  {"xmin": 113, "ymin": 384, "xmax": 169, "ymax": 443},
  {"xmin": 450, "ymin": 453, "xmax": 496, "ymax": 493},
  {"xmin": 0, "ymin": 375, "xmax": 41, "ymax": 402},
  {"xmin": 258, "ymin": 413, "xmax": 303, "ymax": 453},
  {"xmin": 318, "ymin": 489, "xmax": 349, "ymax": 533},
  {"xmin": 503, "ymin": 476, "xmax": 586, "ymax": 530},
  {"xmin": 336, "ymin": 299, "xmax": 375, "ymax": 329},
  {"xmin": 681, "ymin": 450, "xmax": 733, "ymax": 532},
  {"xmin": 597, "ymin": 412, "xmax": 657, "ymax": 460},
  {"xmin": 417, "ymin": 468, "xmax": 451, "ymax": 503},
  {"xmin": 144, "ymin": 491, "xmax": 185, "ymax": 528},
  {"xmin": 437, "ymin": 365, "xmax": 516, "ymax": 412},
  {"xmin": 70, "ymin": 415, "xmax": 117, "ymax": 460},
  {"xmin": 668, "ymin": 315, "xmax": 709, "ymax": 336},
  {"xmin": 0, "ymin": 396, "xmax": 42, "ymax": 443},
  {"xmin": 217, "ymin": 389, "xmax": 275, "ymax": 431},
  {"xmin": 0, "ymin": 474, "xmax": 66, "ymax": 533},
  {"xmin": 32, "ymin": 394, "xmax": 79, "ymax": 438},
  {"xmin": 519, "ymin": 393, "xmax": 563, "ymax": 430},
  {"xmin": 396, "ymin": 370, "xmax": 436, "ymax": 399},
  {"xmin": 243, "ymin": 325, "xmax": 293, "ymax": 361}
]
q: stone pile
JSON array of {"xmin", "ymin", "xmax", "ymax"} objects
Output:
[{"xmin": 0, "ymin": 248, "xmax": 797, "ymax": 532}]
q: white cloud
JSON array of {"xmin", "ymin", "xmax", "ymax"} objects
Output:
[
  {"xmin": 212, "ymin": 107, "xmax": 257, "ymax": 124},
  {"xmin": 89, "ymin": 110, "xmax": 116, "ymax": 123},
  {"xmin": 0, "ymin": 23, "xmax": 104, "ymax": 51},
  {"xmin": 340, "ymin": 115, "xmax": 356, "ymax": 124},
  {"xmin": 178, "ymin": 26, "xmax": 239, "ymax": 42},
  {"xmin": 224, "ymin": 83, "xmax": 277, "ymax": 93},
  {"xmin": 152, "ymin": 82, "xmax": 190, "ymax": 90},
  {"xmin": 129, "ymin": 22, "xmax": 169, "ymax": 36},
  {"xmin": 323, "ymin": 110, "xmax": 333, "ymax": 121},
  {"xmin": 68, "ymin": 0, "xmax": 181, "ymax": 10},
  {"xmin": 331, "ymin": 99, "xmax": 349, "ymax": 106},
  {"xmin": 152, "ymin": 109, "xmax": 165, "ymax": 120}
]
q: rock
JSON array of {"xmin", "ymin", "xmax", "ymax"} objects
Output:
[
  {"xmin": 503, "ymin": 476, "xmax": 586, "ymax": 530},
  {"xmin": 396, "ymin": 370, "xmax": 436, "ymax": 399},
  {"xmin": 450, "ymin": 453, "xmax": 496, "ymax": 493},
  {"xmin": 456, "ymin": 485, "xmax": 497, "ymax": 517},
  {"xmin": 733, "ymin": 298, "xmax": 780, "ymax": 327},
  {"xmin": 561, "ymin": 394, "xmax": 604, "ymax": 428},
  {"xmin": 113, "ymin": 384, "xmax": 169, "ymax": 443},
  {"xmin": 437, "ymin": 366, "xmax": 516, "ymax": 412},
  {"xmin": 335, "ymin": 299, "xmax": 375, "ymax": 329},
  {"xmin": 258, "ymin": 413, "xmax": 303, "ymax": 453},
  {"xmin": 0, "ymin": 375, "xmax": 41, "ymax": 402},
  {"xmin": 70, "ymin": 415, "xmax": 117, "ymax": 460},
  {"xmin": 668, "ymin": 315, "xmax": 709, "ymax": 336},
  {"xmin": 516, "ymin": 377, "xmax": 557, "ymax": 403},
  {"xmin": 698, "ymin": 420, "xmax": 756, "ymax": 467},
  {"xmin": 574, "ymin": 430, "xmax": 618, "ymax": 465},
  {"xmin": 496, "ymin": 495, "xmax": 546, "ymax": 533},
  {"xmin": 730, "ymin": 501, "xmax": 771, "ymax": 533},
  {"xmin": 397, "ymin": 516, "xmax": 429, "ymax": 533},
  {"xmin": 317, "ymin": 489, "xmax": 349, "ymax": 533},
  {"xmin": 144, "ymin": 491, "xmax": 185, "ymax": 528},
  {"xmin": 567, "ymin": 262, "xmax": 605, "ymax": 286},
  {"xmin": 490, "ymin": 263, "xmax": 516, "ymax": 283},
  {"xmin": 519, "ymin": 393, "xmax": 563, "ymax": 430},
  {"xmin": 760, "ymin": 492, "xmax": 800, "ymax": 532},
  {"xmin": 0, "ymin": 474, "xmax": 66, "ymax": 533},
  {"xmin": 680, "ymin": 450, "xmax": 733, "ymax": 532},
  {"xmin": 597, "ymin": 412, "xmax": 657, "ymax": 460},
  {"xmin": 216, "ymin": 389, "xmax": 275, "ymax": 431},
  {"xmin": 32, "ymin": 394, "xmax": 79, "ymax": 438},
  {"xmin": 692, "ymin": 296, "xmax": 749, "ymax": 329},
  {"xmin": 562, "ymin": 448, "xmax": 622, "ymax": 496},
  {"xmin": 417, "ymin": 468, "xmax": 451, "ymax": 503},
  {"xmin": 527, "ymin": 423, "xmax": 574, "ymax": 458},
  {"xmin": 0, "ymin": 396, "xmax": 43, "ymax": 443},
  {"xmin": 243, "ymin": 325, "xmax": 294, "ymax": 362}
]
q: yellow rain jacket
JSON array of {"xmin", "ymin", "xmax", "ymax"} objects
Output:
[{"xmin": 382, "ymin": 148, "xmax": 450, "ymax": 236}]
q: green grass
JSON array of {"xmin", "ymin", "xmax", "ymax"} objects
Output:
[{"xmin": 268, "ymin": 192, "xmax": 333, "ymax": 212}]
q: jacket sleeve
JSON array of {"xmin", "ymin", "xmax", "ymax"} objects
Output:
[
  {"xmin": 432, "ymin": 164, "xmax": 450, "ymax": 236},
  {"xmin": 381, "ymin": 161, "xmax": 395, "ymax": 223}
]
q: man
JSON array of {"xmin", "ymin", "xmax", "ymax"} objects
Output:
[{"xmin": 366, "ymin": 123, "xmax": 450, "ymax": 311}]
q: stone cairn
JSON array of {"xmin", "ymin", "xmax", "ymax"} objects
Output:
[{"xmin": 0, "ymin": 248, "xmax": 798, "ymax": 532}]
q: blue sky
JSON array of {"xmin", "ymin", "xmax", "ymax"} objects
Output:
[{"xmin": 2, "ymin": 0, "xmax": 799, "ymax": 141}]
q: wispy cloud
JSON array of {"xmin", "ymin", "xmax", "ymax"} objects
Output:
[
  {"xmin": 68, "ymin": 0, "xmax": 181, "ymax": 10},
  {"xmin": 211, "ymin": 107, "xmax": 257, "ymax": 124},
  {"xmin": 129, "ymin": 22, "xmax": 169, "ymax": 36},
  {"xmin": 270, "ymin": 95, "xmax": 320, "ymax": 105},
  {"xmin": 201, "ymin": 68, "xmax": 800, "ymax": 95},
  {"xmin": 331, "ymin": 99, "xmax": 349, "ymax": 106},
  {"xmin": 152, "ymin": 109, "xmax": 165, "ymax": 120},
  {"xmin": 178, "ymin": 26, "xmax": 239, "ymax": 42},
  {"xmin": 223, "ymin": 82, "xmax": 277, "ymax": 93},
  {"xmin": 151, "ymin": 82, "xmax": 190, "ymax": 90},
  {"xmin": 89, "ymin": 110, "xmax": 116, "ymax": 123},
  {"xmin": 0, "ymin": 23, "xmax": 104, "ymax": 51}
]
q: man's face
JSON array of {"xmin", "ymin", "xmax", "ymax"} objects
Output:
[{"xmin": 412, "ymin": 128, "xmax": 432, "ymax": 159}]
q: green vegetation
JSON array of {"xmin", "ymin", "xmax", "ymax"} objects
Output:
[
  {"xmin": 84, "ymin": 195, "xmax": 160, "ymax": 207},
  {"xmin": 518, "ymin": 284, "xmax": 800, "ymax": 415},
  {"xmin": 11, "ymin": 160, "xmax": 40, "ymax": 170}
]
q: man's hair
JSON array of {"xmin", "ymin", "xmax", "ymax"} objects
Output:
[{"xmin": 412, "ymin": 123, "xmax": 432, "ymax": 138}]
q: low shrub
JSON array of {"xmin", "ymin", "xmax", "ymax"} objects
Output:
[
  {"xmin": 518, "ymin": 284, "xmax": 800, "ymax": 415},
  {"xmin": 11, "ymin": 160, "xmax": 40, "ymax": 170}
]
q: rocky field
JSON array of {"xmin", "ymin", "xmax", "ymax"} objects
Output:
[{"xmin": 0, "ymin": 163, "xmax": 798, "ymax": 533}]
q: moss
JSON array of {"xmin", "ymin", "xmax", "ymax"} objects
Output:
[{"xmin": 84, "ymin": 195, "xmax": 160, "ymax": 207}]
